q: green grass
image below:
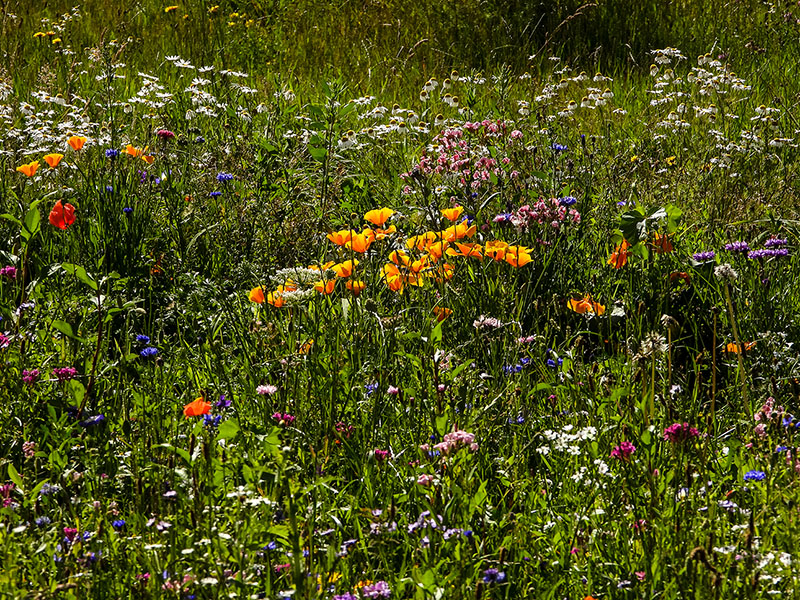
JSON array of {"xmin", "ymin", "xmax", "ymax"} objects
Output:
[{"xmin": 1, "ymin": 1, "xmax": 800, "ymax": 598}]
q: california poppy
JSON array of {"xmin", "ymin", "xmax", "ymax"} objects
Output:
[
  {"xmin": 433, "ymin": 306, "xmax": 452, "ymax": 321},
  {"xmin": 68, "ymin": 135, "xmax": 87, "ymax": 151},
  {"xmin": 49, "ymin": 200, "xmax": 76, "ymax": 230},
  {"xmin": 44, "ymin": 153, "xmax": 64, "ymax": 168},
  {"xmin": 248, "ymin": 286, "xmax": 265, "ymax": 303},
  {"xmin": 505, "ymin": 245, "xmax": 532, "ymax": 267},
  {"xmin": 16, "ymin": 161, "xmax": 40, "ymax": 177},
  {"xmin": 407, "ymin": 231, "xmax": 438, "ymax": 251},
  {"xmin": 653, "ymin": 233, "xmax": 674, "ymax": 253},
  {"xmin": 346, "ymin": 280, "xmax": 366, "ymax": 296},
  {"xmin": 332, "ymin": 260, "xmax": 358, "ymax": 278},
  {"xmin": 441, "ymin": 206, "xmax": 464, "ymax": 222},
  {"xmin": 607, "ymin": 239, "xmax": 631, "ymax": 269},
  {"xmin": 327, "ymin": 229, "xmax": 355, "ymax": 246},
  {"xmin": 669, "ymin": 271, "xmax": 691, "ymax": 285},
  {"xmin": 373, "ymin": 225, "xmax": 397, "ymax": 240},
  {"xmin": 484, "ymin": 240, "xmax": 509, "ymax": 261},
  {"xmin": 447, "ymin": 242, "xmax": 483, "ymax": 259},
  {"xmin": 726, "ymin": 341, "xmax": 756, "ymax": 354},
  {"xmin": 183, "ymin": 396, "xmax": 211, "ymax": 417},
  {"xmin": 314, "ymin": 280, "xmax": 336, "ymax": 294},
  {"xmin": 267, "ymin": 291, "xmax": 286, "ymax": 307},
  {"xmin": 364, "ymin": 207, "xmax": 394, "ymax": 227},
  {"xmin": 346, "ymin": 232, "xmax": 374, "ymax": 253},
  {"xmin": 568, "ymin": 295, "xmax": 606, "ymax": 315}
]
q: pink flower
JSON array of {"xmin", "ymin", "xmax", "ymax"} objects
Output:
[
  {"xmin": 387, "ymin": 385, "xmax": 400, "ymax": 395},
  {"xmin": 610, "ymin": 440, "xmax": 636, "ymax": 461},
  {"xmin": 417, "ymin": 474, "xmax": 435, "ymax": 486},
  {"xmin": 663, "ymin": 422, "xmax": 701, "ymax": 443},
  {"xmin": 257, "ymin": 384, "xmax": 278, "ymax": 395}
]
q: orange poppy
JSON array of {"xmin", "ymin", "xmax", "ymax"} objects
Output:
[
  {"xmin": 44, "ymin": 153, "xmax": 64, "ymax": 168},
  {"xmin": 49, "ymin": 200, "xmax": 76, "ymax": 230},
  {"xmin": 607, "ymin": 239, "xmax": 631, "ymax": 269},
  {"xmin": 389, "ymin": 249, "xmax": 411, "ymax": 266},
  {"xmin": 125, "ymin": 144, "xmax": 144, "ymax": 157},
  {"xmin": 407, "ymin": 231, "xmax": 438, "ymax": 251},
  {"xmin": 141, "ymin": 154, "xmax": 154, "ymax": 165},
  {"xmin": 364, "ymin": 207, "xmax": 394, "ymax": 227},
  {"xmin": 433, "ymin": 306, "xmax": 452, "ymax": 321},
  {"xmin": 426, "ymin": 240, "xmax": 450, "ymax": 261},
  {"xmin": 726, "ymin": 341, "xmax": 756, "ymax": 354},
  {"xmin": 431, "ymin": 263, "xmax": 455, "ymax": 282},
  {"xmin": 16, "ymin": 161, "xmax": 40, "ymax": 177},
  {"xmin": 68, "ymin": 135, "xmax": 87, "ymax": 151},
  {"xmin": 183, "ymin": 396, "xmax": 211, "ymax": 417},
  {"xmin": 332, "ymin": 260, "xmax": 358, "ymax": 278},
  {"xmin": 327, "ymin": 229, "xmax": 355, "ymax": 246},
  {"xmin": 346, "ymin": 280, "xmax": 366, "ymax": 296},
  {"xmin": 299, "ymin": 339, "xmax": 314, "ymax": 354},
  {"xmin": 653, "ymin": 233, "xmax": 673, "ymax": 253},
  {"xmin": 441, "ymin": 206, "xmax": 464, "ymax": 222},
  {"xmin": 248, "ymin": 286, "xmax": 265, "ymax": 303},
  {"xmin": 484, "ymin": 240, "xmax": 509, "ymax": 261},
  {"xmin": 346, "ymin": 232, "xmax": 374, "ymax": 253},
  {"xmin": 314, "ymin": 280, "xmax": 336, "ymax": 294},
  {"xmin": 373, "ymin": 225, "xmax": 397, "ymax": 240},
  {"xmin": 447, "ymin": 242, "xmax": 483, "ymax": 259},
  {"xmin": 505, "ymin": 246, "xmax": 532, "ymax": 267},
  {"xmin": 568, "ymin": 295, "xmax": 606, "ymax": 315},
  {"xmin": 267, "ymin": 291, "xmax": 286, "ymax": 307}
]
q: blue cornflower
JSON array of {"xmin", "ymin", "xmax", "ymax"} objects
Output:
[
  {"xmin": 39, "ymin": 483, "xmax": 60, "ymax": 497},
  {"xmin": 123, "ymin": 207, "xmax": 133, "ymax": 215},
  {"xmin": 265, "ymin": 541, "xmax": 278, "ymax": 551},
  {"xmin": 203, "ymin": 414, "xmax": 222, "ymax": 429},
  {"xmin": 112, "ymin": 519, "xmax": 126, "ymax": 530},
  {"xmin": 482, "ymin": 568, "xmax": 507, "ymax": 583},
  {"xmin": 216, "ymin": 395, "xmax": 231, "ymax": 408},
  {"xmin": 195, "ymin": 136, "xmax": 205, "ymax": 144},
  {"xmin": 365, "ymin": 383, "xmax": 378, "ymax": 395},
  {"xmin": 551, "ymin": 143, "xmax": 568, "ymax": 152},
  {"xmin": 216, "ymin": 172, "xmax": 234, "ymax": 183},
  {"xmin": 105, "ymin": 185, "xmax": 114, "ymax": 193},
  {"xmin": 546, "ymin": 358, "xmax": 557, "ymax": 369},
  {"xmin": 209, "ymin": 191, "xmax": 222, "ymax": 197},
  {"xmin": 79, "ymin": 414, "xmax": 105, "ymax": 428},
  {"xmin": 140, "ymin": 347, "xmax": 158, "ymax": 358},
  {"xmin": 136, "ymin": 335, "xmax": 150, "ymax": 344},
  {"xmin": 35, "ymin": 516, "xmax": 51, "ymax": 527},
  {"xmin": 776, "ymin": 446, "xmax": 788, "ymax": 453},
  {"xmin": 559, "ymin": 196, "xmax": 577, "ymax": 206},
  {"xmin": 743, "ymin": 470, "xmax": 766, "ymax": 481},
  {"xmin": 105, "ymin": 149, "xmax": 120, "ymax": 159}
]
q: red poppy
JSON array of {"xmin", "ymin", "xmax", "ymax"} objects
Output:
[
  {"xmin": 49, "ymin": 200, "xmax": 76, "ymax": 230},
  {"xmin": 183, "ymin": 397, "xmax": 211, "ymax": 417}
]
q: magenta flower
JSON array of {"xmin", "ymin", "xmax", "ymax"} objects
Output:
[
  {"xmin": 610, "ymin": 440, "xmax": 636, "ymax": 461},
  {"xmin": 374, "ymin": 448, "xmax": 391, "ymax": 463},
  {"xmin": 0, "ymin": 265, "xmax": 17, "ymax": 279},
  {"xmin": 663, "ymin": 422, "xmax": 701, "ymax": 443},
  {"xmin": 52, "ymin": 367, "xmax": 78, "ymax": 383},
  {"xmin": 272, "ymin": 412, "xmax": 295, "ymax": 427}
]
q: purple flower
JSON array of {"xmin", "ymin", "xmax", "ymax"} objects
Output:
[
  {"xmin": 333, "ymin": 594, "xmax": 359, "ymax": 600},
  {"xmin": 764, "ymin": 237, "xmax": 788, "ymax": 248},
  {"xmin": 362, "ymin": 580, "xmax": 392, "ymax": 598},
  {"xmin": 693, "ymin": 251, "xmax": 715, "ymax": 261},
  {"xmin": 724, "ymin": 241, "xmax": 750, "ymax": 253},
  {"xmin": 748, "ymin": 248, "xmax": 789, "ymax": 259},
  {"xmin": 0, "ymin": 266, "xmax": 17, "ymax": 279},
  {"xmin": 79, "ymin": 414, "xmax": 106, "ymax": 428},
  {"xmin": 482, "ymin": 568, "xmax": 507, "ymax": 583}
]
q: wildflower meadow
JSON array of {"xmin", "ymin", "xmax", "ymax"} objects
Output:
[{"xmin": 2, "ymin": 0, "xmax": 800, "ymax": 598}]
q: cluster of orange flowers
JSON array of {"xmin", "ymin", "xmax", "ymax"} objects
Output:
[
  {"xmin": 248, "ymin": 206, "xmax": 533, "ymax": 306},
  {"xmin": 15, "ymin": 138, "xmax": 154, "ymax": 178}
]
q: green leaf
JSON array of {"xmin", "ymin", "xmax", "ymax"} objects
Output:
[
  {"xmin": 51, "ymin": 320, "xmax": 86, "ymax": 343},
  {"xmin": 61, "ymin": 263, "xmax": 98, "ymax": 290},
  {"xmin": 620, "ymin": 209, "xmax": 646, "ymax": 244},
  {"xmin": 8, "ymin": 464, "xmax": 23, "ymax": 493},
  {"xmin": 309, "ymin": 146, "xmax": 327, "ymax": 163},
  {"xmin": 22, "ymin": 203, "xmax": 41, "ymax": 240},
  {"xmin": 217, "ymin": 419, "xmax": 240, "ymax": 440},
  {"xmin": 156, "ymin": 443, "xmax": 192, "ymax": 465}
]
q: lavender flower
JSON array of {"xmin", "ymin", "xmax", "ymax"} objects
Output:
[
  {"xmin": 764, "ymin": 237, "xmax": 788, "ymax": 248},
  {"xmin": 693, "ymin": 251, "xmax": 715, "ymax": 261},
  {"xmin": 724, "ymin": 241, "xmax": 750, "ymax": 253},
  {"xmin": 748, "ymin": 248, "xmax": 789, "ymax": 259},
  {"xmin": 362, "ymin": 580, "xmax": 391, "ymax": 598}
]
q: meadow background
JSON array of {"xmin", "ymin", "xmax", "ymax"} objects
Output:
[{"xmin": 2, "ymin": 0, "xmax": 800, "ymax": 598}]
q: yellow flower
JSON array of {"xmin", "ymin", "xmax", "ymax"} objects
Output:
[{"xmin": 165, "ymin": 5, "xmax": 179, "ymax": 12}]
